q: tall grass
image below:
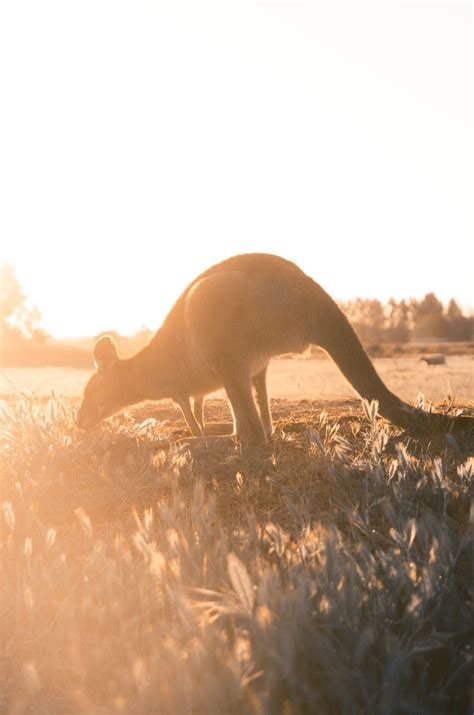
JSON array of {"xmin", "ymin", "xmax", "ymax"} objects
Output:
[{"xmin": 1, "ymin": 397, "xmax": 473, "ymax": 714}]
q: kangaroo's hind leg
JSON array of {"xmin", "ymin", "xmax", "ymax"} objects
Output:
[
  {"xmin": 252, "ymin": 366, "xmax": 273, "ymax": 438},
  {"xmin": 217, "ymin": 360, "xmax": 267, "ymax": 447}
]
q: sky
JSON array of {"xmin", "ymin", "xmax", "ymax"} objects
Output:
[{"xmin": 0, "ymin": 1, "xmax": 472, "ymax": 338}]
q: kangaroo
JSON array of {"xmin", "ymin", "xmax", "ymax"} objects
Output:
[{"xmin": 77, "ymin": 253, "xmax": 473, "ymax": 444}]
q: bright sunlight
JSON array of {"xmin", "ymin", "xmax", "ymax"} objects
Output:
[{"xmin": 0, "ymin": 2, "xmax": 471, "ymax": 338}]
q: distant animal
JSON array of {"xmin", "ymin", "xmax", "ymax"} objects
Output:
[
  {"xmin": 77, "ymin": 254, "xmax": 473, "ymax": 445},
  {"xmin": 420, "ymin": 354, "xmax": 447, "ymax": 367}
]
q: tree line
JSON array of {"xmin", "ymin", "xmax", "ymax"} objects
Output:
[{"xmin": 340, "ymin": 293, "xmax": 473, "ymax": 344}]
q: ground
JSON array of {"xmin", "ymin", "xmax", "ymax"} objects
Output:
[{"xmin": 1, "ymin": 358, "xmax": 473, "ymax": 714}]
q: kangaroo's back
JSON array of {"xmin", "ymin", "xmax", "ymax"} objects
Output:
[
  {"xmin": 160, "ymin": 254, "xmax": 310, "ymax": 328},
  {"xmin": 158, "ymin": 253, "xmax": 315, "ymax": 353}
]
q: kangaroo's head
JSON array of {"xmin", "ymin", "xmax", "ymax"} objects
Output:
[{"xmin": 77, "ymin": 335, "xmax": 132, "ymax": 430}]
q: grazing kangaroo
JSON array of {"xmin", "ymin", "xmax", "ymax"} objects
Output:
[{"xmin": 77, "ymin": 254, "xmax": 473, "ymax": 444}]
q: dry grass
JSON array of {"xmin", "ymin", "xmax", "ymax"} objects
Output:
[{"xmin": 1, "ymin": 395, "xmax": 473, "ymax": 715}]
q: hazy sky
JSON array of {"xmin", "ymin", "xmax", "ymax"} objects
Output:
[{"xmin": 0, "ymin": 1, "xmax": 472, "ymax": 338}]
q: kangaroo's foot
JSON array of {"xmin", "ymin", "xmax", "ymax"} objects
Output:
[
  {"xmin": 174, "ymin": 434, "xmax": 236, "ymax": 454},
  {"xmin": 175, "ymin": 431, "xmax": 270, "ymax": 456},
  {"xmin": 235, "ymin": 425, "xmax": 269, "ymax": 450},
  {"xmin": 202, "ymin": 421, "xmax": 272, "ymax": 439}
]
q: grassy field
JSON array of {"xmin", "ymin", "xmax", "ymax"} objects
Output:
[
  {"xmin": 1, "ymin": 354, "xmax": 473, "ymax": 403},
  {"xmin": 1, "ymin": 359, "xmax": 473, "ymax": 714}
]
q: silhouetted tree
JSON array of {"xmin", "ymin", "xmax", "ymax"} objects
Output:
[
  {"xmin": 341, "ymin": 298, "xmax": 386, "ymax": 343},
  {"xmin": 412, "ymin": 292, "xmax": 446, "ymax": 339},
  {"xmin": 386, "ymin": 298, "xmax": 412, "ymax": 342},
  {"xmin": 341, "ymin": 293, "xmax": 471, "ymax": 344},
  {"xmin": 445, "ymin": 299, "xmax": 471, "ymax": 341},
  {"xmin": 0, "ymin": 263, "xmax": 48, "ymax": 343}
]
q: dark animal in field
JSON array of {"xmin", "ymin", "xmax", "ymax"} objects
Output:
[
  {"xmin": 77, "ymin": 253, "xmax": 473, "ymax": 445},
  {"xmin": 420, "ymin": 354, "xmax": 447, "ymax": 367}
]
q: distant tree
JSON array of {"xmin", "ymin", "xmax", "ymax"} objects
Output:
[
  {"xmin": 416, "ymin": 292, "xmax": 444, "ymax": 317},
  {"xmin": 412, "ymin": 292, "xmax": 446, "ymax": 339},
  {"xmin": 1, "ymin": 264, "xmax": 24, "ymax": 327},
  {"xmin": 0, "ymin": 263, "xmax": 48, "ymax": 343},
  {"xmin": 386, "ymin": 298, "xmax": 412, "ymax": 342},
  {"xmin": 445, "ymin": 299, "xmax": 471, "ymax": 341},
  {"xmin": 446, "ymin": 299, "xmax": 462, "ymax": 320},
  {"xmin": 341, "ymin": 298, "xmax": 386, "ymax": 343}
]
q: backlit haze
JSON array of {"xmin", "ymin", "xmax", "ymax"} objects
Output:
[{"xmin": 1, "ymin": 1, "xmax": 472, "ymax": 339}]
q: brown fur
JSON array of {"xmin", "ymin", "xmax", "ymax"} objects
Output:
[{"xmin": 77, "ymin": 254, "xmax": 473, "ymax": 444}]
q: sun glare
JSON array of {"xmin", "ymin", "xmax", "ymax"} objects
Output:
[{"xmin": 0, "ymin": 2, "xmax": 471, "ymax": 339}]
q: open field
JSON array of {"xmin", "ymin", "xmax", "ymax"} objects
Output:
[
  {"xmin": 1, "ymin": 354, "xmax": 473, "ymax": 404},
  {"xmin": 1, "ymin": 359, "xmax": 473, "ymax": 714}
]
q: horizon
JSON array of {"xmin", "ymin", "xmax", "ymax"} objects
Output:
[{"xmin": 1, "ymin": 2, "xmax": 472, "ymax": 338}]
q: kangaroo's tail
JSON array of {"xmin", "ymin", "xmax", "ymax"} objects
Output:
[{"xmin": 309, "ymin": 282, "xmax": 474, "ymax": 437}]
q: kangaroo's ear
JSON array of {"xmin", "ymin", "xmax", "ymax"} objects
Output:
[{"xmin": 93, "ymin": 335, "xmax": 119, "ymax": 371}]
